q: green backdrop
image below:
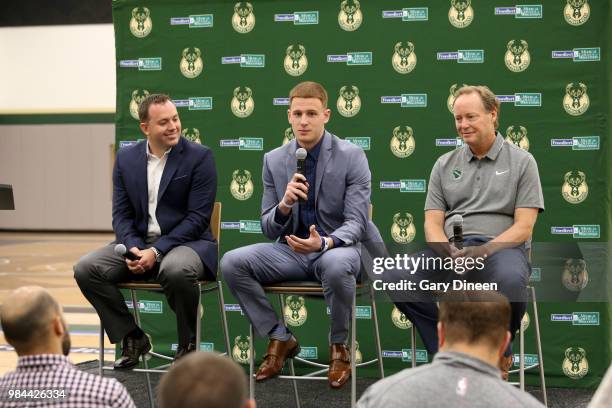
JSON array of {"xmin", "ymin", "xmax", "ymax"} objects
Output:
[{"xmin": 112, "ymin": 0, "xmax": 611, "ymax": 388}]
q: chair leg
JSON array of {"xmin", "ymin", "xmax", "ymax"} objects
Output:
[
  {"xmin": 369, "ymin": 286, "xmax": 385, "ymax": 378},
  {"xmin": 99, "ymin": 322, "xmax": 104, "ymax": 376},
  {"xmin": 217, "ymin": 281, "xmax": 232, "ymax": 356},
  {"xmin": 531, "ymin": 286, "xmax": 548, "ymax": 407},
  {"xmin": 196, "ymin": 283, "xmax": 202, "ymax": 351},
  {"xmin": 351, "ymin": 290, "xmax": 357, "ymax": 408},
  {"xmin": 278, "ymin": 294, "xmax": 301, "ymax": 408},
  {"xmin": 249, "ymin": 324, "xmax": 255, "ymax": 401},
  {"xmin": 520, "ymin": 311, "xmax": 525, "ymax": 391},
  {"xmin": 411, "ymin": 323, "xmax": 417, "ymax": 368},
  {"xmin": 130, "ymin": 290, "xmax": 155, "ymax": 408}
]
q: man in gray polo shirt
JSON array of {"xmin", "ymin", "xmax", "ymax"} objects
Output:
[
  {"xmin": 386, "ymin": 85, "xmax": 544, "ymax": 378},
  {"xmin": 357, "ymin": 291, "xmax": 544, "ymax": 408}
]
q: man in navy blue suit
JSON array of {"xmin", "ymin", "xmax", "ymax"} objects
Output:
[{"xmin": 74, "ymin": 94, "xmax": 217, "ymax": 369}]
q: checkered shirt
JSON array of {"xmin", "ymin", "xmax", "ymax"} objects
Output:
[{"xmin": 0, "ymin": 354, "xmax": 135, "ymax": 407}]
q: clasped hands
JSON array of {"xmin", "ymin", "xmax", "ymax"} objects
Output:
[{"xmin": 126, "ymin": 247, "xmax": 157, "ymax": 274}]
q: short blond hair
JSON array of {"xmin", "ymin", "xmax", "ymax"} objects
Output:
[
  {"xmin": 454, "ymin": 85, "xmax": 500, "ymax": 129},
  {"xmin": 289, "ymin": 81, "xmax": 328, "ymax": 108}
]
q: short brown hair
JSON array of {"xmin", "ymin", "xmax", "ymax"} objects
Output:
[
  {"xmin": 454, "ymin": 85, "xmax": 500, "ymax": 129},
  {"xmin": 289, "ymin": 81, "xmax": 328, "ymax": 108},
  {"xmin": 158, "ymin": 352, "xmax": 248, "ymax": 408},
  {"xmin": 138, "ymin": 93, "xmax": 173, "ymax": 122},
  {"xmin": 438, "ymin": 291, "xmax": 510, "ymax": 349}
]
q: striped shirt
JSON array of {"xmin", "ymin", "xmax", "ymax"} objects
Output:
[{"xmin": 0, "ymin": 354, "xmax": 135, "ymax": 407}]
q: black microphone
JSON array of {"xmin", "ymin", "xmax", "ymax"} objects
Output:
[
  {"xmin": 114, "ymin": 244, "xmax": 141, "ymax": 261},
  {"xmin": 452, "ymin": 214, "xmax": 463, "ymax": 250},
  {"xmin": 296, "ymin": 148, "xmax": 307, "ymax": 177}
]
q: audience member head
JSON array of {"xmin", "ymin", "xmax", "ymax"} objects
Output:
[
  {"xmin": 437, "ymin": 291, "xmax": 511, "ymax": 365},
  {"xmin": 159, "ymin": 352, "xmax": 255, "ymax": 408},
  {"xmin": 0, "ymin": 286, "xmax": 70, "ymax": 356}
]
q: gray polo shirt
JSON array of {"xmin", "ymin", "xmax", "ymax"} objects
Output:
[
  {"xmin": 357, "ymin": 351, "xmax": 544, "ymax": 408},
  {"xmin": 425, "ymin": 133, "xmax": 544, "ymax": 239}
]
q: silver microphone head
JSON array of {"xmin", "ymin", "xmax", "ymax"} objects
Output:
[
  {"xmin": 295, "ymin": 148, "xmax": 307, "ymax": 160},
  {"xmin": 452, "ymin": 214, "xmax": 463, "ymax": 226},
  {"xmin": 114, "ymin": 244, "xmax": 127, "ymax": 257}
]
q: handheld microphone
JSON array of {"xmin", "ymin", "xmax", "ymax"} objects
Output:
[
  {"xmin": 295, "ymin": 148, "xmax": 307, "ymax": 177},
  {"xmin": 452, "ymin": 215, "xmax": 463, "ymax": 250},
  {"xmin": 114, "ymin": 244, "xmax": 141, "ymax": 261}
]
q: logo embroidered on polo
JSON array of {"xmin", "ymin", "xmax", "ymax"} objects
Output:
[
  {"xmin": 562, "ymin": 171, "xmax": 588, "ymax": 204},
  {"xmin": 392, "ymin": 42, "xmax": 417, "ymax": 74},
  {"xmin": 448, "ymin": 0, "xmax": 474, "ymax": 28},
  {"xmin": 390, "ymin": 126, "xmax": 415, "ymax": 158},
  {"xmin": 505, "ymin": 125, "xmax": 529, "ymax": 151},
  {"xmin": 284, "ymin": 44, "xmax": 308, "ymax": 76},
  {"xmin": 391, "ymin": 213, "xmax": 416, "ymax": 243},
  {"xmin": 284, "ymin": 296, "xmax": 308, "ymax": 326},
  {"xmin": 452, "ymin": 168, "xmax": 462, "ymax": 180},
  {"xmin": 563, "ymin": 347, "xmax": 589, "ymax": 379},
  {"xmin": 564, "ymin": 0, "xmax": 590, "ymax": 26},
  {"xmin": 337, "ymin": 85, "xmax": 361, "ymax": 117},
  {"xmin": 231, "ymin": 87, "xmax": 254, "ymax": 118},
  {"xmin": 338, "ymin": 0, "xmax": 363, "ymax": 31},
  {"xmin": 505, "ymin": 40, "xmax": 530, "ymax": 72},
  {"xmin": 130, "ymin": 7, "xmax": 152, "ymax": 38},
  {"xmin": 563, "ymin": 83, "xmax": 589, "ymax": 116},
  {"xmin": 129, "ymin": 89, "xmax": 150, "ymax": 120},
  {"xmin": 562, "ymin": 259, "xmax": 589, "ymax": 291},
  {"xmin": 232, "ymin": 2, "xmax": 255, "ymax": 33},
  {"xmin": 179, "ymin": 47, "xmax": 203, "ymax": 78},
  {"xmin": 230, "ymin": 169, "xmax": 254, "ymax": 200}
]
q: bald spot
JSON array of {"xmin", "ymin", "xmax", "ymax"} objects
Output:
[{"xmin": 0, "ymin": 286, "xmax": 60, "ymax": 349}]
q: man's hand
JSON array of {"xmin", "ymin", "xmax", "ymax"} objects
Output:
[
  {"xmin": 137, "ymin": 249, "xmax": 157, "ymax": 272},
  {"xmin": 286, "ymin": 225, "xmax": 324, "ymax": 254},
  {"xmin": 279, "ymin": 173, "xmax": 309, "ymax": 215},
  {"xmin": 126, "ymin": 247, "xmax": 145, "ymax": 274},
  {"xmin": 453, "ymin": 245, "xmax": 489, "ymax": 260}
]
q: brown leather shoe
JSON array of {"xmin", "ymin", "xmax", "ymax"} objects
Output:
[
  {"xmin": 499, "ymin": 354, "xmax": 513, "ymax": 381},
  {"xmin": 329, "ymin": 344, "xmax": 351, "ymax": 388},
  {"xmin": 255, "ymin": 336, "xmax": 300, "ymax": 381}
]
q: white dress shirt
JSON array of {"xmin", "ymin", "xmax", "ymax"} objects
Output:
[{"xmin": 146, "ymin": 142, "xmax": 171, "ymax": 239}]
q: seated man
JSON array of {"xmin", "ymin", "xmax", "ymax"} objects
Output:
[
  {"xmin": 387, "ymin": 85, "xmax": 544, "ymax": 378},
  {"xmin": 357, "ymin": 291, "xmax": 544, "ymax": 408},
  {"xmin": 221, "ymin": 81, "xmax": 372, "ymax": 388},
  {"xmin": 74, "ymin": 93, "xmax": 218, "ymax": 368},
  {"xmin": 158, "ymin": 352, "xmax": 255, "ymax": 408},
  {"xmin": 0, "ymin": 286, "xmax": 135, "ymax": 407}
]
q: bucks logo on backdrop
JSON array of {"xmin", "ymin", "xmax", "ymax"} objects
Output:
[
  {"xmin": 283, "ymin": 296, "xmax": 308, "ymax": 327},
  {"xmin": 563, "ymin": 347, "xmax": 589, "ymax": 379},
  {"xmin": 562, "ymin": 259, "xmax": 589, "ymax": 291},
  {"xmin": 521, "ymin": 312, "xmax": 530, "ymax": 332},
  {"xmin": 338, "ymin": 0, "xmax": 363, "ymax": 31},
  {"xmin": 391, "ymin": 213, "xmax": 416, "ymax": 244},
  {"xmin": 232, "ymin": 335, "xmax": 251, "ymax": 364},
  {"xmin": 180, "ymin": 47, "xmax": 203, "ymax": 78},
  {"xmin": 129, "ymin": 89, "xmax": 150, "ymax": 120},
  {"xmin": 354, "ymin": 341, "xmax": 363, "ymax": 364},
  {"xmin": 130, "ymin": 7, "xmax": 152, "ymax": 38},
  {"xmin": 284, "ymin": 44, "xmax": 308, "ymax": 76},
  {"xmin": 232, "ymin": 2, "xmax": 255, "ymax": 33},
  {"xmin": 391, "ymin": 306, "xmax": 412, "ymax": 329},
  {"xmin": 447, "ymin": 84, "xmax": 466, "ymax": 113},
  {"xmin": 505, "ymin": 126, "xmax": 529, "ymax": 151},
  {"xmin": 562, "ymin": 170, "xmax": 588, "ymax": 204},
  {"xmin": 230, "ymin": 169, "xmax": 254, "ymax": 200},
  {"xmin": 283, "ymin": 127, "xmax": 295, "ymax": 145},
  {"xmin": 448, "ymin": 0, "xmax": 473, "ymax": 28},
  {"xmin": 563, "ymin": 83, "xmax": 589, "ymax": 116},
  {"xmin": 505, "ymin": 40, "xmax": 530, "ymax": 72},
  {"xmin": 564, "ymin": 0, "xmax": 590, "ymax": 26},
  {"xmin": 390, "ymin": 126, "xmax": 415, "ymax": 158},
  {"xmin": 231, "ymin": 87, "xmax": 254, "ymax": 118},
  {"xmin": 392, "ymin": 42, "xmax": 417, "ymax": 74},
  {"xmin": 337, "ymin": 85, "xmax": 361, "ymax": 117},
  {"xmin": 182, "ymin": 128, "xmax": 201, "ymax": 144}
]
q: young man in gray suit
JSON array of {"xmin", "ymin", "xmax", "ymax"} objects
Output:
[{"xmin": 221, "ymin": 81, "xmax": 371, "ymax": 388}]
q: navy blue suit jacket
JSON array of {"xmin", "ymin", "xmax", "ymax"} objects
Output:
[{"xmin": 112, "ymin": 137, "xmax": 218, "ymax": 277}]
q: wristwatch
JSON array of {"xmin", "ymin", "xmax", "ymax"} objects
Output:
[{"xmin": 150, "ymin": 247, "xmax": 163, "ymax": 262}]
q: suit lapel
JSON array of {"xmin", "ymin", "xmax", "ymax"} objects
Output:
[
  {"xmin": 314, "ymin": 131, "xmax": 332, "ymax": 203},
  {"xmin": 135, "ymin": 142, "xmax": 148, "ymax": 217},
  {"xmin": 157, "ymin": 138, "xmax": 183, "ymax": 203},
  {"xmin": 285, "ymin": 140, "xmax": 299, "ymax": 230}
]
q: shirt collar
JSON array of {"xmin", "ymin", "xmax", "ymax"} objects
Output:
[
  {"xmin": 433, "ymin": 351, "xmax": 501, "ymax": 378},
  {"xmin": 464, "ymin": 132, "xmax": 504, "ymax": 162},
  {"xmin": 146, "ymin": 142, "xmax": 172, "ymax": 159},
  {"xmin": 16, "ymin": 354, "xmax": 72, "ymax": 369},
  {"xmin": 298, "ymin": 131, "xmax": 325, "ymax": 161}
]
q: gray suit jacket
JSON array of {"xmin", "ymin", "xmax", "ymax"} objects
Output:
[{"xmin": 261, "ymin": 130, "xmax": 371, "ymax": 247}]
